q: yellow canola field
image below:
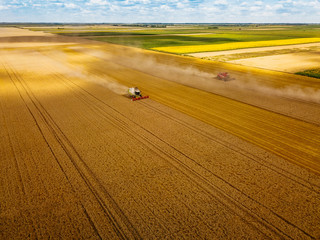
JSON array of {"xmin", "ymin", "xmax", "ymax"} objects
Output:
[{"xmin": 153, "ymin": 38, "xmax": 320, "ymax": 54}]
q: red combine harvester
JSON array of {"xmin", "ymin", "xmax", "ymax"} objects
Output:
[
  {"xmin": 128, "ymin": 87, "xmax": 149, "ymax": 101},
  {"xmin": 217, "ymin": 72, "xmax": 233, "ymax": 81}
]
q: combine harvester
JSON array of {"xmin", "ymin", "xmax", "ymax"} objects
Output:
[
  {"xmin": 128, "ymin": 87, "xmax": 149, "ymax": 101},
  {"xmin": 217, "ymin": 72, "xmax": 234, "ymax": 81}
]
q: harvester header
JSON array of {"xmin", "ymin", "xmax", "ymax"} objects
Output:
[{"xmin": 128, "ymin": 87, "xmax": 149, "ymax": 101}]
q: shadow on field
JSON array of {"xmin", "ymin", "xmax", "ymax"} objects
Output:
[{"xmin": 0, "ymin": 36, "xmax": 81, "ymax": 43}]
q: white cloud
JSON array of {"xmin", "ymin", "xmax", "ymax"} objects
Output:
[
  {"xmin": 109, "ymin": 4, "xmax": 120, "ymax": 11},
  {"xmin": 65, "ymin": 3, "xmax": 77, "ymax": 8},
  {"xmin": 253, "ymin": 1, "xmax": 263, "ymax": 5},
  {"xmin": 266, "ymin": 3, "xmax": 283, "ymax": 11},
  {"xmin": 249, "ymin": 6, "xmax": 262, "ymax": 11},
  {"xmin": 86, "ymin": 0, "xmax": 109, "ymax": 6},
  {"xmin": 126, "ymin": 0, "xmax": 151, "ymax": 3},
  {"xmin": 1, "ymin": 0, "xmax": 320, "ymax": 23},
  {"xmin": 176, "ymin": 2, "xmax": 185, "ymax": 8},
  {"xmin": 160, "ymin": 4, "xmax": 171, "ymax": 10},
  {"xmin": 214, "ymin": 0, "xmax": 227, "ymax": 4}
]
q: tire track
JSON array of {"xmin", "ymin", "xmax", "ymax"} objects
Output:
[
  {"xmin": 140, "ymin": 101, "xmax": 320, "ymax": 192},
  {"xmin": 32, "ymin": 69, "xmax": 275, "ymax": 237},
  {"xmin": 58, "ymin": 47, "xmax": 320, "ymax": 174},
  {"xmin": 2, "ymin": 62, "xmax": 141, "ymax": 240},
  {"xmin": 0, "ymin": 93, "xmax": 26, "ymax": 196},
  {"xmin": 148, "ymin": 86, "xmax": 320, "ymax": 173},
  {"xmin": 32, "ymin": 47, "xmax": 319, "ymax": 238},
  {"xmin": 50, "ymin": 71, "xmax": 316, "ymax": 239},
  {"xmin": 1, "ymin": 62, "xmax": 105, "ymax": 240}
]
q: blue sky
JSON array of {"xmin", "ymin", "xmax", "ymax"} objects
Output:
[{"xmin": 0, "ymin": 0, "xmax": 319, "ymax": 23}]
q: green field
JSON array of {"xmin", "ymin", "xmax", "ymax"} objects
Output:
[
  {"xmin": 297, "ymin": 68, "xmax": 320, "ymax": 79},
  {"xmin": 90, "ymin": 33, "xmax": 300, "ymax": 49},
  {"xmin": 23, "ymin": 24, "xmax": 320, "ymax": 54},
  {"xmin": 26, "ymin": 24, "xmax": 320, "ymax": 52}
]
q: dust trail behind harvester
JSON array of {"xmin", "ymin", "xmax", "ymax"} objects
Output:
[
  {"xmin": 230, "ymin": 77, "xmax": 320, "ymax": 104},
  {"xmin": 46, "ymin": 48, "xmax": 129, "ymax": 95},
  {"xmin": 258, "ymin": 83, "xmax": 320, "ymax": 103},
  {"xmin": 122, "ymin": 50, "xmax": 320, "ymax": 103},
  {"xmin": 69, "ymin": 46, "xmax": 320, "ymax": 103},
  {"xmin": 91, "ymin": 77, "xmax": 128, "ymax": 95},
  {"xmin": 75, "ymin": 72, "xmax": 128, "ymax": 95}
]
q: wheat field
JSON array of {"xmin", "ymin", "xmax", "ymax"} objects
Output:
[{"xmin": 1, "ymin": 27, "xmax": 320, "ymax": 239}]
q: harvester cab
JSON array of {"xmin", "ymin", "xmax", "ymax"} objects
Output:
[{"xmin": 128, "ymin": 87, "xmax": 149, "ymax": 101}]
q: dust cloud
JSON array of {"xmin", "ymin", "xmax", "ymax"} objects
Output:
[
  {"xmin": 128, "ymin": 52, "xmax": 320, "ymax": 103},
  {"xmin": 260, "ymin": 84, "xmax": 320, "ymax": 103},
  {"xmin": 70, "ymin": 46, "xmax": 320, "ymax": 103},
  {"xmin": 48, "ymin": 49, "xmax": 129, "ymax": 95},
  {"xmin": 71, "ymin": 46, "xmax": 212, "ymax": 83},
  {"xmin": 67, "ymin": 70, "xmax": 128, "ymax": 95},
  {"xmin": 114, "ymin": 49, "xmax": 213, "ymax": 82},
  {"xmin": 122, "ymin": 51, "xmax": 320, "ymax": 103},
  {"xmin": 84, "ymin": 74, "xmax": 128, "ymax": 95},
  {"xmin": 231, "ymin": 77, "xmax": 320, "ymax": 103}
]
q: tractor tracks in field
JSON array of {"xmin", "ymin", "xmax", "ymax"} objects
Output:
[
  {"xmin": 58, "ymin": 46, "xmax": 320, "ymax": 173},
  {"xmin": 14, "ymin": 48, "xmax": 319, "ymax": 238},
  {"xmin": 2, "ymin": 62, "xmax": 142, "ymax": 240},
  {"xmin": 48, "ymin": 70, "xmax": 318, "ymax": 239},
  {"xmin": 35, "ymin": 49, "xmax": 319, "ymax": 238},
  {"xmin": 0, "ymin": 88, "xmax": 26, "ymax": 196},
  {"xmin": 140, "ymin": 101, "xmax": 320, "ymax": 192},
  {"xmin": 152, "ymin": 87, "xmax": 320, "ymax": 174}
]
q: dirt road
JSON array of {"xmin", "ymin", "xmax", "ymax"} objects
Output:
[{"xmin": 1, "ymin": 28, "xmax": 320, "ymax": 239}]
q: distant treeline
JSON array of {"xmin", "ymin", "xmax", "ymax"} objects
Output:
[{"xmin": 1, "ymin": 23, "xmax": 319, "ymax": 28}]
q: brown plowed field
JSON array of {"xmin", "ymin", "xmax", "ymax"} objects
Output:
[{"xmin": 1, "ymin": 28, "xmax": 320, "ymax": 239}]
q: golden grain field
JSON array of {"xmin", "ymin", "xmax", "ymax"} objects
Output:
[{"xmin": 1, "ymin": 27, "xmax": 320, "ymax": 239}]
